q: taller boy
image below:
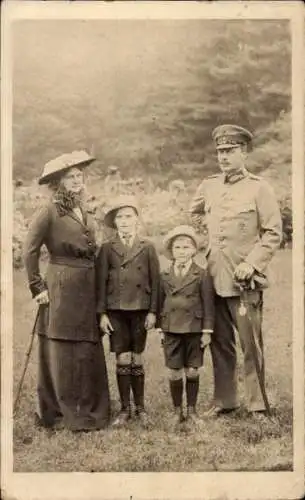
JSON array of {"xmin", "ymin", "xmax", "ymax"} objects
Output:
[{"xmin": 96, "ymin": 196, "xmax": 160, "ymax": 427}]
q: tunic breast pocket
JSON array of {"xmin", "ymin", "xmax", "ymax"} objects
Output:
[{"xmin": 234, "ymin": 203, "xmax": 257, "ymax": 232}]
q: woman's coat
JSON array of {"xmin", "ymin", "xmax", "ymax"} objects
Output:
[{"xmin": 23, "ymin": 202, "xmax": 99, "ymax": 342}]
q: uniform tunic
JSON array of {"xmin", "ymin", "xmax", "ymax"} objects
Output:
[
  {"xmin": 190, "ymin": 172, "xmax": 282, "ymax": 296},
  {"xmin": 190, "ymin": 171, "xmax": 282, "ymax": 411},
  {"xmin": 23, "ymin": 201, "xmax": 110, "ymax": 430}
]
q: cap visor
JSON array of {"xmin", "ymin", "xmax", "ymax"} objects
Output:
[{"xmin": 216, "ymin": 144, "xmax": 241, "ymax": 150}]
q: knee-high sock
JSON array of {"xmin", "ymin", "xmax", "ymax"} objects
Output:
[
  {"xmin": 116, "ymin": 364, "xmax": 131, "ymax": 411},
  {"xmin": 131, "ymin": 364, "xmax": 145, "ymax": 410},
  {"xmin": 169, "ymin": 378, "xmax": 183, "ymax": 409},
  {"xmin": 186, "ymin": 376, "xmax": 199, "ymax": 408}
]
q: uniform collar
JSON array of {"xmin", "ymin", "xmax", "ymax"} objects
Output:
[{"xmin": 222, "ymin": 168, "xmax": 248, "ymax": 185}]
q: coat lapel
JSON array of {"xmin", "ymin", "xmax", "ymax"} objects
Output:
[
  {"xmin": 111, "ymin": 235, "xmax": 126, "ymax": 257},
  {"xmin": 171, "ymin": 262, "xmax": 200, "ymax": 294},
  {"xmin": 163, "ymin": 265, "xmax": 181, "ymax": 292},
  {"xmin": 122, "ymin": 236, "xmax": 145, "ymax": 264},
  {"xmin": 66, "ymin": 209, "xmax": 88, "ymax": 230}
]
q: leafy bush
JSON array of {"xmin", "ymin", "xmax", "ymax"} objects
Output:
[
  {"xmin": 279, "ymin": 199, "xmax": 292, "ymax": 248},
  {"xmin": 12, "ymin": 20, "xmax": 292, "ymax": 266},
  {"xmin": 14, "ymin": 173, "xmax": 290, "ymax": 269},
  {"xmin": 13, "ymin": 20, "xmax": 290, "ymax": 183}
]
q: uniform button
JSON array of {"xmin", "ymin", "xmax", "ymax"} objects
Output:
[{"xmin": 88, "ymin": 242, "xmax": 92, "ymax": 247}]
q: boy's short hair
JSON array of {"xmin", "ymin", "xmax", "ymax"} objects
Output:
[
  {"xmin": 163, "ymin": 225, "xmax": 199, "ymax": 260},
  {"xmin": 104, "ymin": 195, "xmax": 139, "ymax": 228}
]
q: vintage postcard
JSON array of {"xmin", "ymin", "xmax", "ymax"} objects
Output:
[{"xmin": 1, "ymin": 1, "xmax": 304, "ymax": 499}]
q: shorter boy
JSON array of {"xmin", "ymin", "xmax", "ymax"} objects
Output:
[
  {"xmin": 96, "ymin": 195, "xmax": 160, "ymax": 428},
  {"xmin": 158, "ymin": 225, "xmax": 215, "ymax": 428}
]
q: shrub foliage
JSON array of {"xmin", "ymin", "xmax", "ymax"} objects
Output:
[{"xmin": 12, "ymin": 20, "xmax": 292, "ymax": 266}]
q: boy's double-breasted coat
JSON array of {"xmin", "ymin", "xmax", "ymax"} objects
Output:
[
  {"xmin": 96, "ymin": 235, "xmax": 160, "ymax": 314},
  {"xmin": 159, "ymin": 262, "xmax": 215, "ymax": 334}
]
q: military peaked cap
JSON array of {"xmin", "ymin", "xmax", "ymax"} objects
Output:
[{"xmin": 212, "ymin": 124, "xmax": 253, "ymax": 149}]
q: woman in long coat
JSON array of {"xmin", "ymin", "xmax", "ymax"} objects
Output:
[{"xmin": 23, "ymin": 150, "xmax": 110, "ymax": 431}]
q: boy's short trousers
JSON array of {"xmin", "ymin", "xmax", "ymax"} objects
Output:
[
  {"xmin": 163, "ymin": 332, "xmax": 203, "ymax": 369},
  {"xmin": 107, "ymin": 310, "xmax": 148, "ymax": 354}
]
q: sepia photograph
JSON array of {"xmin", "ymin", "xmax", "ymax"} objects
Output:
[{"xmin": 1, "ymin": 1, "xmax": 304, "ymax": 499}]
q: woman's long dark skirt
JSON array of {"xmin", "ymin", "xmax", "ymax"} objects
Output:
[{"xmin": 37, "ymin": 335, "xmax": 110, "ymax": 431}]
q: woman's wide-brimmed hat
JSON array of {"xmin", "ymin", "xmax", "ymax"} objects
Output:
[
  {"xmin": 103, "ymin": 195, "xmax": 140, "ymax": 229},
  {"xmin": 163, "ymin": 225, "xmax": 199, "ymax": 260},
  {"xmin": 38, "ymin": 150, "xmax": 95, "ymax": 185}
]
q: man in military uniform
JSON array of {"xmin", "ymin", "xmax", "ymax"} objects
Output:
[{"xmin": 190, "ymin": 124, "xmax": 282, "ymax": 418}]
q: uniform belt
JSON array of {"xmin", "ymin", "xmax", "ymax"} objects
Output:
[{"xmin": 50, "ymin": 255, "xmax": 94, "ymax": 268}]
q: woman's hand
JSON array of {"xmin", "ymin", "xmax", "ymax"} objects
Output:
[
  {"xmin": 100, "ymin": 314, "xmax": 114, "ymax": 335},
  {"xmin": 35, "ymin": 290, "xmax": 49, "ymax": 306}
]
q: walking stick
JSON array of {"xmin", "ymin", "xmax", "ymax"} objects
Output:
[
  {"xmin": 13, "ymin": 306, "xmax": 40, "ymax": 417},
  {"xmin": 239, "ymin": 285, "xmax": 272, "ymax": 417}
]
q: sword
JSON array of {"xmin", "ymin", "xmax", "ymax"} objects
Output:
[{"xmin": 237, "ymin": 282, "xmax": 272, "ymax": 417}]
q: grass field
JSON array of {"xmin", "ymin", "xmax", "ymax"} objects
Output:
[{"xmin": 13, "ymin": 249, "xmax": 293, "ymax": 472}]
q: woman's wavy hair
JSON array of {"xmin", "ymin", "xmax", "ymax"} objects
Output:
[{"xmin": 45, "ymin": 167, "xmax": 86, "ymax": 194}]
